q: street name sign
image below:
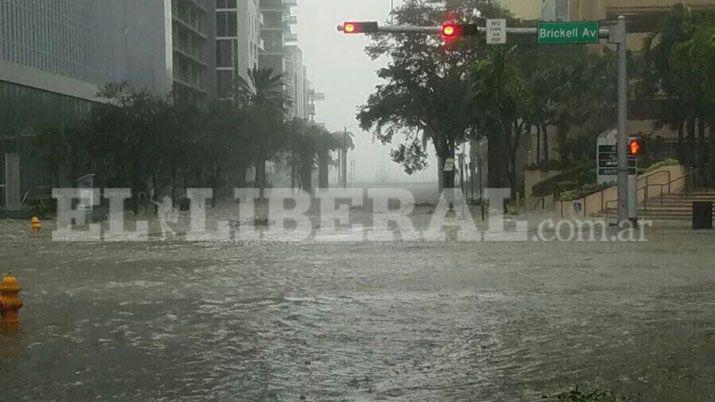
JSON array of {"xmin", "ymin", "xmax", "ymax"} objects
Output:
[
  {"xmin": 486, "ymin": 19, "xmax": 507, "ymax": 44},
  {"xmin": 538, "ymin": 21, "xmax": 600, "ymax": 44}
]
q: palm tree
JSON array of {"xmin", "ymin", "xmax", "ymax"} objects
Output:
[
  {"xmin": 237, "ymin": 66, "xmax": 290, "ymax": 109},
  {"xmin": 236, "ymin": 67, "xmax": 291, "ymax": 198}
]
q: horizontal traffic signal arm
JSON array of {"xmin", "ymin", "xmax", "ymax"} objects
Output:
[
  {"xmin": 338, "ymin": 21, "xmax": 380, "ymax": 34},
  {"xmin": 338, "ymin": 22, "xmax": 469, "ymax": 35}
]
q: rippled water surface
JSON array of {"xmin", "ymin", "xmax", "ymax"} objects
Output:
[{"xmin": 1, "ymin": 212, "xmax": 714, "ymax": 400}]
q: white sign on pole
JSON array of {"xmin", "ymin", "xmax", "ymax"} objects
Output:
[
  {"xmin": 443, "ymin": 158, "xmax": 455, "ymax": 172},
  {"xmin": 486, "ymin": 19, "xmax": 507, "ymax": 44}
]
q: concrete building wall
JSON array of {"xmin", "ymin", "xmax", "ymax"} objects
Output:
[
  {"xmin": 258, "ymin": 0, "xmax": 307, "ymax": 119},
  {"xmin": 0, "ymin": 0, "xmax": 174, "ymax": 98},
  {"xmin": 237, "ymin": 0, "xmax": 263, "ymax": 83},
  {"xmin": 171, "ymin": 0, "xmax": 216, "ymax": 96},
  {"xmin": 498, "ymin": 0, "xmax": 543, "ymax": 20},
  {"xmin": 285, "ymin": 46, "xmax": 306, "ymax": 119}
]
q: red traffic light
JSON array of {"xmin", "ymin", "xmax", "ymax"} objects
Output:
[
  {"xmin": 339, "ymin": 21, "xmax": 379, "ymax": 34},
  {"xmin": 627, "ymin": 138, "xmax": 644, "ymax": 157},
  {"xmin": 442, "ymin": 23, "xmax": 458, "ymax": 37}
]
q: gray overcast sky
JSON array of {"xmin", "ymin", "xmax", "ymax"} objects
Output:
[{"xmin": 296, "ymin": 1, "xmax": 436, "ymax": 183}]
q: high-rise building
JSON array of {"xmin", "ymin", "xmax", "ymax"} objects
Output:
[
  {"xmin": 497, "ymin": 0, "xmax": 543, "ymax": 20},
  {"xmin": 215, "ymin": 0, "xmax": 264, "ymax": 96},
  {"xmin": 171, "ymin": 0, "xmax": 217, "ymax": 97},
  {"xmin": 0, "ymin": 0, "xmax": 221, "ymax": 139},
  {"xmin": 0, "ymin": 0, "xmax": 220, "ymax": 194},
  {"xmin": 0, "ymin": 1, "xmax": 175, "ymax": 136},
  {"xmin": 258, "ymin": 0, "xmax": 312, "ymax": 120}
]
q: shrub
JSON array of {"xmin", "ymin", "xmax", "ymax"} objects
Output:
[
  {"xmin": 24, "ymin": 195, "xmax": 57, "ymax": 218},
  {"xmin": 558, "ymin": 183, "xmax": 611, "ymax": 201},
  {"xmin": 643, "ymin": 158, "xmax": 680, "ymax": 174},
  {"xmin": 532, "ymin": 165, "xmax": 589, "ymax": 197}
]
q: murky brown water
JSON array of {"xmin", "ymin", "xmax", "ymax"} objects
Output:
[{"xmin": 1, "ymin": 211, "xmax": 713, "ymax": 400}]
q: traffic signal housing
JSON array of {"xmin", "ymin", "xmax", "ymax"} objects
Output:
[
  {"xmin": 340, "ymin": 21, "xmax": 379, "ymax": 34},
  {"xmin": 627, "ymin": 137, "xmax": 645, "ymax": 157},
  {"xmin": 441, "ymin": 23, "xmax": 480, "ymax": 38}
]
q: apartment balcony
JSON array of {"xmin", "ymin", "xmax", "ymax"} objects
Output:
[
  {"xmin": 260, "ymin": 0, "xmax": 289, "ymax": 13},
  {"xmin": 309, "ymin": 91, "xmax": 325, "ymax": 101},
  {"xmin": 173, "ymin": 47, "xmax": 208, "ymax": 67},
  {"xmin": 284, "ymin": 33, "xmax": 298, "ymax": 43},
  {"xmin": 173, "ymin": 77, "xmax": 209, "ymax": 95},
  {"xmin": 283, "ymin": 15, "xmax": 297, "ymax": 24},
  {"xmin": 172, "ymin": 16, "xmax": 207, "ymax": 40}
]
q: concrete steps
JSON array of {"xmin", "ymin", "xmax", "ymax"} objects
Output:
[
  {"xmin": 597, "ymin": 190, "xmax": 715, "ymax": 221},
  {"xmin": 639, "ymin": 191, "xmax": 715, "ymax": 220}
]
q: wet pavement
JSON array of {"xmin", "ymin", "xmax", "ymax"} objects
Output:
[{"xmin": 1, "ymin": 201, "xmax": 714, "ymax": 401}]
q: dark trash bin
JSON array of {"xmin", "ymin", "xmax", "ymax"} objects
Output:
[{"xmin": 692, "ymin": 201, "xmax": 713, "ymax": 230}]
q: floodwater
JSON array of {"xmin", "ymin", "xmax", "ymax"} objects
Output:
[{"xmin": 1, "ymin": 196, "xmax": 714, "ymax": 400}]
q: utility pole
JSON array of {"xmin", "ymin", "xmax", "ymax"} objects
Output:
[
  {"xmin": 342, "ymin": 127, "xmax": 348, "ymax": 189},
  {"xmin": 613, "ymin": 16, "xmax": 630, "ymax": 225}
]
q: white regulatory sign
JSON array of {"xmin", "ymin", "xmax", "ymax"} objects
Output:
[
  {"xmin": 486, "ymin": 19, "xmax": 507, "ymax": 44},
  {"xmin": 443, "ymin": 158, "xmax": 455, "ymax": 172}
]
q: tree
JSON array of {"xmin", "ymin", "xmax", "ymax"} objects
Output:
[
  {"xmin": 643, "ymin": 5, "xmax": 715, "ymax": 184},
  {"xmin": 236, "ymin": 67, "xmax": 290, "ymax": 197},
  {"xmin": 671, "ymin": 22, "xmax": 715, "ymax": 184},
  {"xmin": 358, "ymin": 0, "xmax": 505, "ymax": 190}
]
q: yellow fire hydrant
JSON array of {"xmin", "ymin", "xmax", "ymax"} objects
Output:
[
  {"xmin": 0, "ymin": 274, "xmax": 23, "ymax": 328},
  {"xmin": 31, "ymin": 216, "xmax": 42, "ymax": 232}
]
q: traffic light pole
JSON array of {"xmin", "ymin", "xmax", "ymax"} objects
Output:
[
  {"xmin": 340, "ymin": 18, "xmax": 629, "ymax": 223},
  {"xmin": 614, "ymin": 16, "xmax": 630, "ymax": 225}
]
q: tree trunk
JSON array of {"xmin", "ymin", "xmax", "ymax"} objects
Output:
[
  {"xmin": 542, "ymin": 123, "xmax": 549, "ymax": 164},
  {"xmin": 255, "ymin": 157, "xmax": 266, "ymax": 199},
  {"xmin": 509, "ymin": 121, "xmax": 523, "ymax": 199},
  {"xmin": 441, "ymin": 145, "xmax": 456, "ymax": 190},
  {"xmin": 556, "ymin": 122, "xmax": 569, "ymax": 162},
  {"xmin": 535, "ymin": 124, "xmax": 541, "ymax": 165},
  {"xmin": 686, "ymin": 118, "xmax": 696, "ymax": 167},
  {"xmin": 698, "ymin": 119, "xmax": 707, "ymax": 172},
  {"xmin": 290, "ymin": 151, "xmax": 297, "ymax": 189},
  {"xmin": 677, "ymin": 123, "xmax": 684, "ymax": 163},
  {"xmin": 317, "ymin": 151, "xmax": 329, "ymax": 189},
  {"xmin": 709, "ymin": 119, "xmax": 715, "ymax": 187},
  {"xmin": 487, "ymin": 131, "xmax": 508, "ymax": 188},
  {"xmin": 301, "ymin": 162, "xmax": 312, "ymax": 193}
]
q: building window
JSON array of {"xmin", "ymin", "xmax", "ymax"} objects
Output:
[
  {"xmin": 216, "ymin": 70, "xmax": 235, "ymax": 97},
  {"xmin": 216, "ymin": 0, "xmax": 237, "ymax": 9},
  {"xmin": 216, "ymin": 39, "xmax": 236, "ymax": 68},
  {"xmin": 216, "ymin": 11, "xmax": 237, "ymax": 37}
]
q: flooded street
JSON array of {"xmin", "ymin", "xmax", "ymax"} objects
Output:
[{"xmin": 1, "ymin": 214, "xmax": 714, "ymax": 401}]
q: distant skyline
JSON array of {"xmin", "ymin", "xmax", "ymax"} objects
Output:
[{"xmin": 296, "ymin": 0, "xmax": 435, "ymax": 183}]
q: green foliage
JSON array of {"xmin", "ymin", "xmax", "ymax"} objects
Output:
[
  {"xmin": 558, "ymin": 183, "xmax": 611, "ymax": 201},
  {"xmin": 525, "ymin": 159, "xmax": 579, "ymax": 172},
  {"xmin": 644, "ymin": 158, "xmax": 680, "ymax": 174},
  {"xmin": 29, "ymin": 69, "xmax": 336, "ymax": 206},
  {"xmin": 642, "ymin": 5, "xmax": 715, "ymax": 127},
  {"xmin": 357, "ymin": 0, "xmax": 617, "ymax": 192},
  {"xmin": 358, "ymin": 0, "xmax": 503, "ymax": 187},
  {"xmin": 531, "ymin": 165, "xmax": 593, "ymax": 198},
  {"xmin": 23, "ymin": 195, "xmax": 56, "ymax": 218}
]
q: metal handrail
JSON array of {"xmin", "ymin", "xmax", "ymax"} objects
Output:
[{"xmin": 604, "ymin": 168, "xmax": 693, "ymax": 222}]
